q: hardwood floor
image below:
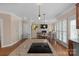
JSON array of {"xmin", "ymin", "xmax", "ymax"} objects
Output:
[
  {"xmin": 0, "ymin": 39, "xmax": 26, "ymax": 56},
  {"xmin": 52, "ymin": 41, "xmax": 68, "ymax": 56},
  {"xmin": 0, "ymin": 38, "xmax": 69, "ymax": 56},
  {"xmin": 48, "ymin": 39, "xmax": 68, "ymax": 56},
  {"xmin": 0, "ymin": 40, "xmax": 1, "ymax": 48}
]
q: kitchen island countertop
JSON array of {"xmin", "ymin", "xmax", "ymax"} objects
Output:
[{"xmin": 9, "ymin": 39, "xmax": 54, "ymax": 56}]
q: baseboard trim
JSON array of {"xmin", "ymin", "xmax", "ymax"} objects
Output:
[{"xmin": 2, "ymin": 39, "xmax": 21, "ymax": 48}]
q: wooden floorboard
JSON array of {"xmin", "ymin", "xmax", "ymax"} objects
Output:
[
  {"xmin": 51, "ymin": 40, "xmax": 68, "ymax": 56},
  {"xmin": 0, "ymin": 39, "xmax": 26, "ymax": 56},
  {"xmin": 0, "ymin": 38, "xmax": 69, "ymax": 56}
]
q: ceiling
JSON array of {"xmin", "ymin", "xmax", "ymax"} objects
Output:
[{"xmin": 0, "ymin": 3, "xmax": 75, "ymax": 21}]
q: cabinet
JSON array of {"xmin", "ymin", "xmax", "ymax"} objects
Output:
[
  {"xmin": 76, "ymin": 3, "xmax": 79, "ymax": 28},
  {"xmin": 68, "ymin": 40, "xmax": 74, "ymax": 56}
]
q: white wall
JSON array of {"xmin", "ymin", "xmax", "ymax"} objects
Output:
[
  {"xmin": 10, "ymin": 15, "xmax": 22, "ymax": 47},
  {"xmin": 0, "ymin": 12, "xmax": 22, "ymax": 48},
  {"xmin": 22, "ymin": 20, "xmax": 32, "ymax": 39},
  {"xmin": 0, "ymin": 19, "xmax": 3, "ymax": 47}
]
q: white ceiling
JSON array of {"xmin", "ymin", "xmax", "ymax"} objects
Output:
[{"xmin": 0, "ymin": 3, "xmax": 75, "ymax": 21}]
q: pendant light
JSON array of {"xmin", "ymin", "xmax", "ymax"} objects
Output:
[
  {"xmin": 43, "ymin": 13, "xmax": 46, "ymax": 24},
  {"xmin": 38, "ymin": 5, "xmax": 41, "ymax": 20}
]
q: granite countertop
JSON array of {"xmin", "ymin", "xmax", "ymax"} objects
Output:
[{"xmin": 9, "ymin": 39, "xmax": 54, "ymax": 56}]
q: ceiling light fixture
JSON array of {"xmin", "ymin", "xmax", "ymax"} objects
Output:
[
  {"xmin": 38, "ymin": 5, "xmax": 41, "ymax": 20},
  {"xmin": 43, "ymin": 13, "xmax": 46, "ymax": 24}
]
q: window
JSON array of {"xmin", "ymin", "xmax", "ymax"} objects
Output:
[
  {"xmin": 62, "ymin": 19, "xmax": 67, "ymax": 43},
  {"xmin": 59, "ymin": 21, "xmax": 62, "ymax": 41},
  {"xmin": 55, "ymin": 19, "xmax": 68, "ymax": 44},
  {"xmin": 56, "ymin": 23, "xmax": 59, "ymax": 39},
  {"xmin": 70, "ymin": 18, "xmax": 78, "ymax": 42}
]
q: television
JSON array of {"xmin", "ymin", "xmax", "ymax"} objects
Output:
[
  {"xmin": 40, "ymin": 24, "xmax": 48, "ymax": 29},
  {"xmin": 42, "ymin": 30, "xmax": 47, "ymax": 33}
]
